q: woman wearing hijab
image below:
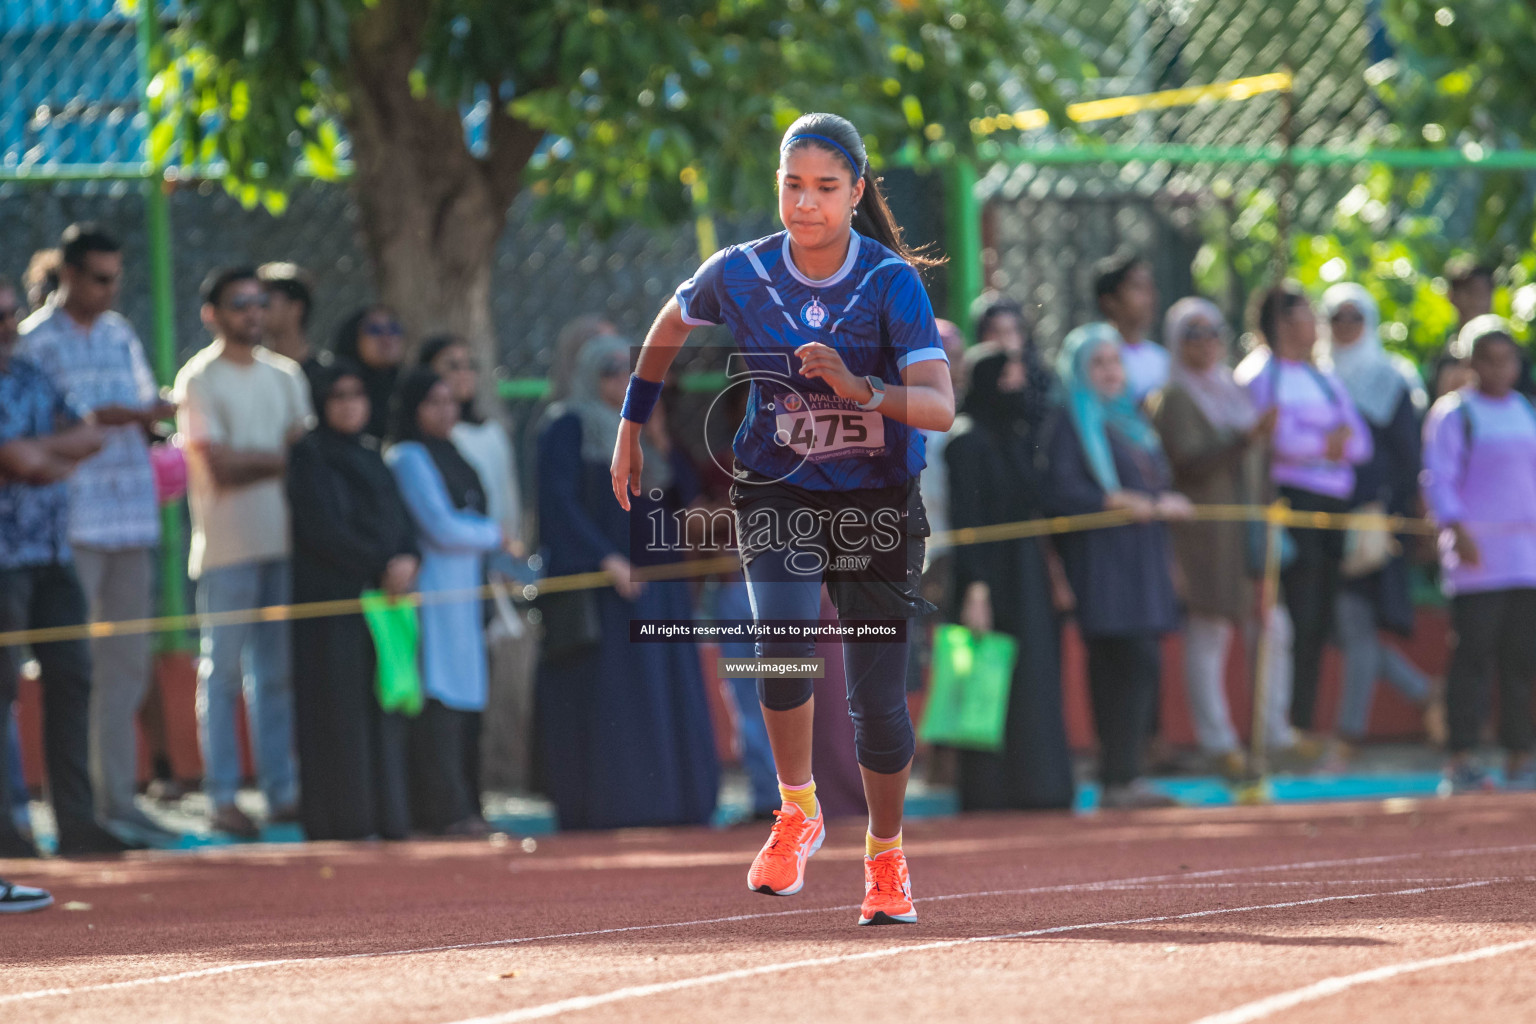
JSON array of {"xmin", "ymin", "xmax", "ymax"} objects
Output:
[
  {"xmin": 387, "ymin": 367, "xmax": 507, "ymax": 835},
  {"xmin": 334, "ymin": 305, "xmax": 408, "ymax": 441},
  {"xmin": 1045, "ymin": 323, "xmax": 1189, "ymax": 809},
  {"xmin": 974, "ymin": 299, "xmax": 1059, "ymax": 414},
  {"xmin": 1151, "ymin": 299, "xmax": 1298, "ymax": 779},
  {"xmin": 944, "ymin": 344, "xmax": 1074, "ymax": 810},
  {"xmin": 417, "ymin": 335, "xmax": 534, "ymax": 791},
  {"xmin": 1236, "ymin": 284, "xmax": 1373, "ymax": 740},
  {"xmin": 287, "ymin": 361, "xmax": 418, "ymax": 840},
  {"xmin": 418, "ymin": 335, "xmax": 524, "ymax": 543},
  {"xmin": 1318, "ymin": 284, "xmax": 1442, "ymax": 767},
  {"xmin": 534, "ymin": 334, "xmax": 718, "ymax": 830}
]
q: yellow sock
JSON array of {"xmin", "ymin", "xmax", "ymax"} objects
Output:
[
  {"xmin": 866, "ymin": 830, "xmax": 902, "ymax": 858},
  {"xmin": 777, "ymin": 778, "xmax": 818, "ymax": 818}
]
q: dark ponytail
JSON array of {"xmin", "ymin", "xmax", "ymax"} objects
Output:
[{"xmin": 780, "ymin": 113, "xmax": 944, "ymax": 271}]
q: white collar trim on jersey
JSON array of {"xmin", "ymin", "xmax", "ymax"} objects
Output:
[{"xmin": 781, "ymin": 230, "xmax": 862, "ymax": 289}]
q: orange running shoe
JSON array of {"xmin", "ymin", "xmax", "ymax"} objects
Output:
[
  {"xmin": 858, "ymin": 848, "xmax": 917, "ymax": 925},
  {"xmin": 746, "ymin": 803, "xmax": 825, "ymax": 896}
]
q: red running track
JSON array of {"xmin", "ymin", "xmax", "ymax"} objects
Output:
[{"xmin": 4, "ymin": 795, "xmax": 1535, "ymax": 1023}]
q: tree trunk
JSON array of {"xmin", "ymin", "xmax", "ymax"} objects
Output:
[{"xmin": 343, "ymin": 0, "xmax": 541, "ymax": 416}]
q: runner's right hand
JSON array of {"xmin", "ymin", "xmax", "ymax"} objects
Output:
[{"xmin": 610, "ymin": 420, "xmax": 644, "ymax": 511}]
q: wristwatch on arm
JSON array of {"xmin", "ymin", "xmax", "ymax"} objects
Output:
[{"xmin": 857, "ymin": 374, "xmax": 886, "ymax": 411}]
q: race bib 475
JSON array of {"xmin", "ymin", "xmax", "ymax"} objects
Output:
[{"xmin": 771, "ymin": 392, "xmax": 886, "ymax": 462}]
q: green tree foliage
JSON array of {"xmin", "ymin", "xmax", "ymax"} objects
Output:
[
  {"xmin": 1195, "ymin": 170, "xmax": 1536, "ymax": 361},
  {"xmin": 125, "ymin": 0, "xmax": 1087, "ymax": 377},
  {"xmin": 1374, "ymin": 0, "xmax": 1536, "ymax": 254},
  {"xmin": 134, "ymin": 0, "xmax": 1082, "ymax": 231},
  {"xmin": 1203, "ymin": 2, "xmax": 1536, "ymax": 362},
  {"xmin": 1132, "ymin": 0, "xmax": 1536, "ymax": 365},
  {"xmin": 1241, "ymin": 2, "xmax": 1536, "ymax": 360}
]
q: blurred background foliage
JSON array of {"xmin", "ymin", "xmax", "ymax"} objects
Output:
[{"xmin": 10, "ymin": 1, "xmax": 1536, "ymax": 370}]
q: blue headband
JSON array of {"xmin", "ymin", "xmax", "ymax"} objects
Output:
[{"xmin": 783, "ymin": 133, "xmax": 865, "ymax": 177}]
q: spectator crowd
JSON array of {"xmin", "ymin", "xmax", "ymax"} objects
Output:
[{"xmin": 2, "ymin": 224, "xmax": 1534, "ymax": 869}]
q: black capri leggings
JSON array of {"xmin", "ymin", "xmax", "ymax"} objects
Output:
[
  {"xmin": 733, "ymin": 474, "xmax": 931, "ymax": 775},
  {"xmin": 742, "ymin": 542, "xmax": 914, "ymax": 774}
]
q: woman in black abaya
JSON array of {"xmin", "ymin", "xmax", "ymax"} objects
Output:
[
  {"xmin": 944, "ymin": 345, "xmax": 1075, "ymax": 810},
  {"xmin": 287, "ymin": 361, "xmax": 419, "ymax": 840}
]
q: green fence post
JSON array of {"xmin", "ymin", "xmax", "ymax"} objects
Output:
[
  {"xmin": 944, "ymin": 158, "xmax": 982, "ymax": 337},
  {"xmin": 136, "ymin": 0, "xmax": 190, "ymax": 651}
]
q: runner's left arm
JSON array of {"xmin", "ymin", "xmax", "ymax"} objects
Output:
[
  {"xmin": 795, "ymin": 259, "xmax": 955, "ymax": 432},
  {"xmin": 795, "ymin": 343, "xmax": 954, "ymax": 431}
]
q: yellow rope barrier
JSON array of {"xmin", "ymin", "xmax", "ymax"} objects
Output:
[
  {"xmin": 0, "ymin": 500, "xmax": 1467, "ymax": 650},
  {"xmin": 970, "ymin": 72, "xmax": 1294, "ymax": 136}
]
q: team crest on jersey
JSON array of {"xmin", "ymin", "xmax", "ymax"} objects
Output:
[
  {"xmin": 781, "ymin": 393, "xmax": 803, "ymax": 413},
  {"xmin": 800, "ymin": 297, "xmax": 828, "ymax": 330}
]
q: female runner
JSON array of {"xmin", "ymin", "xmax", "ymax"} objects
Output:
[{"xmin": 610, "ymin": 112, "xmax": 955, "ymax": 925}]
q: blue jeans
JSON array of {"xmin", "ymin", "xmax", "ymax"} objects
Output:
[{"xmin": 196, "ymin": 560, "xmax": 297, "ymax": 809}]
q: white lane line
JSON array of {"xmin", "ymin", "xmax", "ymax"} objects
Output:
[
  {"xmin": 440, "ymin": 881, "xmax": 1497, "ymax": 1024},
  {"xmin": 917, "ymin": 843, "xmax": 1536, "ymax": 904},
  {"xmin": 7, "ymin": 842, "xmax": 1534, "ymax": 1005},
  {"xmin": 0, "ymin": 903, "xmax": 860, "ymax": 1005},
  {"xmin": 1187, "ymin": 939, "xmax": 1536, "ymax": 1024},
  {"xmin": 1086, "ymin": 876, "xmax": 1533, "ymax": 891}
]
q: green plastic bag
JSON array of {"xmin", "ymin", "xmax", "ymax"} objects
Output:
[
  {"xmin": 918, "ymin": 624, "xmax": 1017, "ymax": 751},
  {"xmin": 360, "ymin": 590, "xmax": 423, "ymax": 717}
]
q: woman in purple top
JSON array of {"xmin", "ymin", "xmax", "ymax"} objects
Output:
[
  {"xmin": 1421, "ymin": 317, "xmax": 1536, "ymax": 793},
  {"xmin": 1236, "ymin": 284, "xmax": 1372, "ymax": 736}
]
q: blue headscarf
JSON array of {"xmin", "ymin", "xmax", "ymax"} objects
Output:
[{"xmin": 1055, "ymin": 322, "xmax": 1164, "ymax": 491}]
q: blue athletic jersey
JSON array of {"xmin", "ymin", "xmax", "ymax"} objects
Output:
[{"xmin": 675, "ymin": 230, "xmax": 948, "ymax": 491}]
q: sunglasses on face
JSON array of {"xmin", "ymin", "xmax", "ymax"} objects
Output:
[
  {"xmin": 224, "ymin": 293, "xmax": 269, "ymax": 312},
  {"xmin": 329, "ymin": 386, "xmax": 368, "ymax": 400},
  {"xmin": 1329, "ymin": 310, "xmax": 1364, "ymax": 323},
  {"xmin": 440, "ymin": 358, "xmax": 479, "ymax": 373},
  {"xmin": 362, "ymin": 321, "xmax": 404, "ymax": 337},
  {"xmin": 1184, "ymin": 325, "xmax": 1220, "ymax": 341}
]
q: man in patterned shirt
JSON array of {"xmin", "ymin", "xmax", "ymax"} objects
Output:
[
  {"xmin": 19, "ymin": 224, "xmax": 180, "ymax": 848},
  {"xmin": 0, "ymin": 273, "xmax": 136, "ymax": 857}
]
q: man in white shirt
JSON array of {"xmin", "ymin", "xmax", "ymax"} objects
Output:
[
  {"xmin": 175, "ymin": 267, "xmax": 312, "ymax": 840},
  {"xmin": 1094, "ymin": 250, "xmax": 1168, "ymax": 404}
]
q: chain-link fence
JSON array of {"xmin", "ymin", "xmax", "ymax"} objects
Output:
[
  {"xmin": 1, "ymin": 0, "xmax": 141, "ymax": 167},
  {"xmin": 0, "ymin": 178, "xmax": 731, "ymax": 376},
  {"xmin": 0, "ymin": 1, "xmax": 770, "ymax": 386},
  {"xmin": 980, "ymin": 0, "xmax": 1396, "ymax": 352},
  {"xmin": 3, "ymin": 1, "xmax": 1522, "ymax": 374}
]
